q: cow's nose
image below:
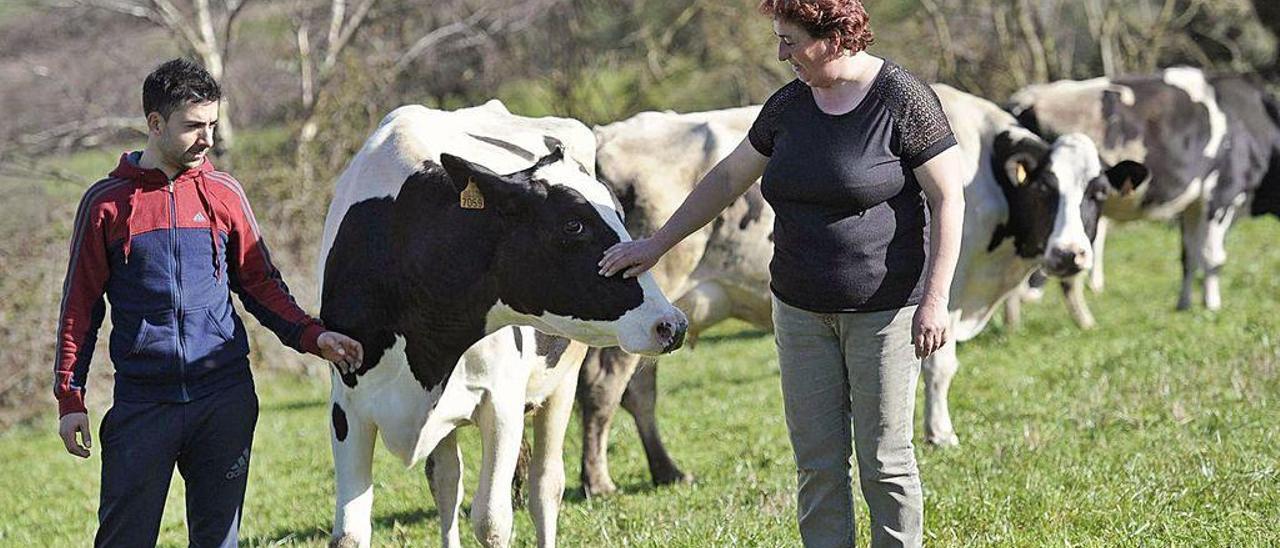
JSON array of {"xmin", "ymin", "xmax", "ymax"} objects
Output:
[
  {"xmin": 1046, "ymin": 247, "xmax": 1088, "ymax": 276},
  {"xmin": 656, "ymin": 317, "xmax": 688, "ymax": 354}
]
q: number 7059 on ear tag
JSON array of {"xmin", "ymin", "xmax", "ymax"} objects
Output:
[{"xmin": 460, "ymin": 177, "xmax": 485, "ymax": 210}]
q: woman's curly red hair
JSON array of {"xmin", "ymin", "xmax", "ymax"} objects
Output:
[{"xmin": 758, "ymin": 0, "xmax": 875, "ymax": 54}]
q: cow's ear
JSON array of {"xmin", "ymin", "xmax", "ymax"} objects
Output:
[
  {"xmin": 1104, "ymin": 160, "xmax": 1149, "ymax": 196},
  {"xmin": 440, "ymin": 153, "xmax": 536, "ymax": 215},
  {"xmin": 994, "ymin": 130, "xmax": 1044, "ymax": 188}
]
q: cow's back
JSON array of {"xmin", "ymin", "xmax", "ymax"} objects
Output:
[
  {"xmin": 318, "ymin": 100, "xmax": 597, "ymax": 291},
  {"xmin": 593, "ymin": 107, "xmax": 761, "ymax": 298}
]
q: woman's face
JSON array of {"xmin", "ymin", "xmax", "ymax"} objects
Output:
[{"xmin": 772, "ymin": 18, "xmax": 841, "ymax": 87}]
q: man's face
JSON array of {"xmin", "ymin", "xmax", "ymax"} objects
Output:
[{"xmin": 148, "ymin": 100, "xmax": 218, "ymax": 171}]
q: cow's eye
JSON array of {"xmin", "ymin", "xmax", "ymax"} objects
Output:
[{"xmin": 563, "ymin": 220, "xmax": 584, "ymax": 235}]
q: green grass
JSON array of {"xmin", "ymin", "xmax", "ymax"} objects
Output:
[{"xmin": 1, "ymin": 217, "xmax": 1278, "ymax": 546}]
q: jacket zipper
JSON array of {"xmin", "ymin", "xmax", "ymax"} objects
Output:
[{"xmin": 169, "ymin": 182, "xmax": 190, "ymax": 401}]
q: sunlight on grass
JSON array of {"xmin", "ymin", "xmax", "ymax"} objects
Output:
[{"xmin": 1, "ymin": 218, "xmax": 1278, "ymax": 546}]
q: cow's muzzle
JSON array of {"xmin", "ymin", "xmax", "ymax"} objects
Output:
[
  {"xmin": 1044, "ymin": 246, "xmax": 1090, "ymax": 277},
  {"xmin": 656, "ymin": 314, "xmax": 688, "ymax": 354}
]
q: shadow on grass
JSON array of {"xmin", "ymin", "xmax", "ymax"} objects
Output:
[
  {"xmin": 261, "ymin": 398, "xmax": 327, "ymax": 412},
  {"xmin": 664, "ymin": 366, "xmax": 779, "ymax": 396},
  {"xmin": 260, "ymin": 508, "xmax": 441, "ymax": 545},
  {"xmin": 697, "ymin": 328, "xmax": 771, "ymax": 344},
  {"xmin": 563, "ymin": 478, "xmax": 689, "ymax": 505}
]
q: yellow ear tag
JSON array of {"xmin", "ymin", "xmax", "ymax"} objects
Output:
[
  {"xmin": 1015, "ymin": 163, "xmax": 1028, "ymax": 186},
  {"xmin": 460, "ymin": 178, "xmax": 485, "ymax": 210}
]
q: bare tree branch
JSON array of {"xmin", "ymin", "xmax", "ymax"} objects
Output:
[{"xmin": 390, "ymin": 10, "xmax": 487, "ymax": 76}]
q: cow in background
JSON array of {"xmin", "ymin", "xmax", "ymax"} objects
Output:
[
  {"xmin": 576, "ymin": 89, "xmax": 1147, "ymax": 496},
  {"xmin": 578, "ymin": 106, "xmax": 772, "ymax": 495},
  {"xmin": 1008, "ymin": 68, "xmax": 1280, "ymax": 315}
]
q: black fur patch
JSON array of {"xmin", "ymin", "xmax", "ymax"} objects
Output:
[
  {"xmin": 990, "ymin": 130, "xmax": 1059, "ymax": 259},
  {"xmin": 534, "ymin": 332, "xmax": 572, "ymax": 367},
  {"xmin": 321, "ymin": 154, "xmax": 644, "ymax": 393},
  {"xmin": 469, "ymin": 133, "xmax": 537, "ymax": 161},
  {"xmin": 332, "ymin": 403, "xmax": 349, "ymax": 442}
]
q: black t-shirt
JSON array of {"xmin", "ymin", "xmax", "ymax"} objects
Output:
[{"xmin": 748, "ymin": 60, "xmax": 957, "ymax": 313}]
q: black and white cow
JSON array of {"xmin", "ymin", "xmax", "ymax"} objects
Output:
[
  {"xmin": 318, "ymin": 101, "xmax": 687, "ymax": 547},
  {"xmin": 1008, "ymin": 68, "xmax": 1280, "ymax": 312},
  {"xmin": 573, "ymin": 85, "xmax": 1148, "ymax": 488}
]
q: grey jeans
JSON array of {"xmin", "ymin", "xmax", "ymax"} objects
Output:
[{"xmin": 772, "ymin": 295, "xmax": 923, "ymax": 548}]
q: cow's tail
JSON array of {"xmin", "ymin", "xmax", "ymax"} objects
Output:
[{"xmin": 1251, "ymin": 91, "xmax": 1280, "ymax": 218}]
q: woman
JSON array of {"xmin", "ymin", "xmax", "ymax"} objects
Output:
[{"xmin": 598, "ymin": 1, "xmax": 964, "ymax": 546}]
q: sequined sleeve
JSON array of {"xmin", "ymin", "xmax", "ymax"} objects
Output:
[
  {"xmin": 881, "ymin": 64, "xmax": 957, "ymax": 169},
  {"xmin": 748, "ymin": 80, "xmax": 806, "ymax": 157}
]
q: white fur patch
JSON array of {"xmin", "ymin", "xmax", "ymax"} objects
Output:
[
  {"xmin": 1047, "ymin": 133, "xmax": 1104, "ymax": 260},
  {"xmin": 1163, "ymin": 67, "xmax": 1227, "ymax": 158}
]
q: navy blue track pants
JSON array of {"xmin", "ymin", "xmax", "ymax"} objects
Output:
[{"xmin": 95, "ymin": 380, "xmax": 258, "ymax": 547}]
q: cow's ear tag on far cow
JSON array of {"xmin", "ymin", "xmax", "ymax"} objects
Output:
[
  {"xmin": 1015, "ymin": 163, "xmax": 1029, "ymax": 186},
  {"xmin": 460, "ymin": 177, "xmax": 486, "ymax": 210}
]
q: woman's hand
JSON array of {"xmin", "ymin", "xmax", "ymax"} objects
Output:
[
  {"xmin": 598, "ymin": 237, "xmax": 668, "ymax": 278},
  {"xmin": 912, "ymin": 296, "xmax": 949, "ymax": 359}
]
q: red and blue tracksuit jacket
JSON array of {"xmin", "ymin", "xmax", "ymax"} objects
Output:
[{"xmin": 54, "ymin": 152, "xmax": 325, "ymax": 417}]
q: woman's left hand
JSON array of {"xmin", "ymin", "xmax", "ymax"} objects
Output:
[{"xmin": 912, "ymin": 296, "xmax": 949, "ymax": 359}]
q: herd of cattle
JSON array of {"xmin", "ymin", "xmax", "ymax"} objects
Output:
[{"xmin": 315, "ymin": 68, "xmax": 1280, "ymax": 547}]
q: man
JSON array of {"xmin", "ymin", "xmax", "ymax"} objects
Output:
[{"xmin": 53, "ymin": 58, "xmax": 363, "ymax": 547}]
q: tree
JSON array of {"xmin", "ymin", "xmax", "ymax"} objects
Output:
[{"xmin": 71, "ymin": 0, "xmax": 252, "ymax": 159}]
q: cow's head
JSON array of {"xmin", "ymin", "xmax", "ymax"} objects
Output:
[
  {"xmin": 993, "ymin": 129, "xmax": 1149, "ymax": 277},
  {"xmin": 439, "ymin": 147, "xmax": 687, "ymax": 356}
]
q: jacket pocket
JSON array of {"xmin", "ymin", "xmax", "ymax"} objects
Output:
[
  {"xmin": 111, "ymin": 310, "xmax": 179, "ymax": 383},
  {"xmin": 127, "ymin": 313, "xmax": 176, "ymax": 360},
  {"xmin": 185, "ymin": 304, "xmax": 248, "ymax": 372},
  {"xmin": 206, "ymin": 308, "xmax": 233, "ymax": 341}
]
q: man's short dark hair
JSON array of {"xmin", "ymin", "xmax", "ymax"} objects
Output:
[{"xmin": 142, "ymin": 58, "xmax": 222, "ymax": 119}]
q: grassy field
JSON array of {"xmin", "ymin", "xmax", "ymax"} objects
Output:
[{"xmin": 1, "ymin": 216, "xmax": 1278, "ymax": 547}]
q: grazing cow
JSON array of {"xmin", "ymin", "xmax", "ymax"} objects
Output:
[
  {"xmin": 318, "ymin": 100, "xmax": 687, "ymax": 548},
  {"xmin": 575, "ymin": 85, "xmax": 1148, "ymax": 488},
  {"xmin": 1007, "ymin": 68, "xmax": 1280, "ymax": 312}
]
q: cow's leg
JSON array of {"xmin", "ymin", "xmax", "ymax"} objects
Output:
[
  {"xmin": 470, "ymin": 392, "xmax": 524, "ymax": 548},
  {"xmin": 1178, "ymin": 202, "xmax": 1208, "ymax": 311},
  {"xmin": 922, "ymin": 339, "xmax": 960, "ymax": 447},
  {"xmin": 620, "ymin": 359, "xmax": 691, "ymax": 486},
  {"xmin": 1202, "ymin": 200, "xmax": 1240, "ymax": 311},
  {"xmin": 1002, "ymin": 292, "xmax": 1022, "ymax": 330},
  {"xmin": 528, "ymin": 362, "xmax": 581, "ymax": 548},
  {"xmin": 577, "ymin": 348, "xmax": 641, "ymax": 497},
  {"xmin": 1089, "ymin": 217, "xmax": 1109, "ymax": 293},
  {"xmin": 331, "ymin": 402, "xmax": 376, "ymax": 548},
  {"xmin": 1062, "ymin": 275, "xmax": 1097, "ymax": 329},
  {"xmin": 425, "ymin": 430, "xmax": 464, "ymax": 548}
]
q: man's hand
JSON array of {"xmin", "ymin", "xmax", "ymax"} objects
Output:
[
  {"xmin": 59, "ymin": 412, "xmax": 91, "ymax": 458},
  {"xmin": 318, "ymin": 331, "xmax": 363, "ymax": 374}
]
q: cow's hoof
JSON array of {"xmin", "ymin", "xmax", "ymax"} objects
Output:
[
  {"xmin": 329, "ymin": 534, "xmax": 364, "ymax": 548},
  {"xmin": 583, "ymin": 479, "xmax": 619, "ymax": 498},
  {"xmin": 926, "ymin": 432, "xmax": 960, "ymax": 447},
  {"xmin": 652, "ymin": 468, "xmax": 694, "ymax": 487}
]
